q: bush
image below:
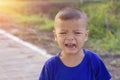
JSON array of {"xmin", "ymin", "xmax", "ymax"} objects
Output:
[
  {"xmin": 77, "ymin": 1, "xmax": 120, "ymax": 54},
  {"xmin": 15, "ymin": 14, "xmax": 54, "ymax": 31}
]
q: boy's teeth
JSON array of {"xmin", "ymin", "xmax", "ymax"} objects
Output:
[{"xmin": 65, "ymin": 44, "xmax": 76, "ymax": 48}]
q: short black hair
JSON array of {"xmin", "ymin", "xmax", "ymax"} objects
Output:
[{"xmin": 55, "ymin": 7, "xmax": 87, "ymax": 20}]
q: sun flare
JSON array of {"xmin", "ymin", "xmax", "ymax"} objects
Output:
[{"xmin": 0, "ymin": 0, "xmax": 22, "ymax": 14}]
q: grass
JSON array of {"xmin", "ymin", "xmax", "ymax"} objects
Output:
[
  {"xmin": 11, "ymin": 13, "xmax": 54, "ymax": 31},
  {"xmin": 76, "ymin": 1, "xmax": 120, "ymax": 55}
]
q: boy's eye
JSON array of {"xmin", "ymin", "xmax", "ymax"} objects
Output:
[
  {"xmin": 59, "ymin": 32, "xmax": 66, "ymax": 34},
  {"xmin": 75, "ymin": 32, "xmax": 82, "ymax": 34}
]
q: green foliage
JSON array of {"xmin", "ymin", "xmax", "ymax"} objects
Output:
[
  {"xmin": 76, "ymin": 1, "xmax": 120, "ymax": 54},
  {"xmin": 15, "ymin": 14, "xmax": 54, "ymax": 31}
]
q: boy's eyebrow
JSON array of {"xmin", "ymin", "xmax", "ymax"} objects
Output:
[
  {"xmin": 74, "ymin": 30, "xmax": 83, "ymax": 32},
  {"xmin": 58, "ymin": 29, "xmax": 66, "ymax": 31}
]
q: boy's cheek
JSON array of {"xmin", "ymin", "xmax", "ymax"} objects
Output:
[{"xmin": 57, "ymin": 39, "xmax": 64, "ymax": 44}]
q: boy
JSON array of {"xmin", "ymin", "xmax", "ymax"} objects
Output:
[{"xmin": 39, "ymin": 7, "xmax": 112, "ymax": 80}]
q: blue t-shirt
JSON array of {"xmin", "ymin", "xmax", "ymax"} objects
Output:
[{"xmin": 39, "ymin": 49, "xmax": 112, "ymax": 80}]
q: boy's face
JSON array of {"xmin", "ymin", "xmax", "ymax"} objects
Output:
[{"xmin": 54, "ymin": 19, "xmax": 89, "ymax": 55}]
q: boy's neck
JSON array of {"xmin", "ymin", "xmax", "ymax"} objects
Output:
[
  {"xmin": 59, "ymin": 49, "xmax": 85, "ymax": 67},
  {"xmin": 60, "ymin": 49, "xmax": 84, "ymax": 58}
]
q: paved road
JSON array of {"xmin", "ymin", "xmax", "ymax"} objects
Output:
[{"xmin": 0, "ymin": 29, "xmax": 51, "ymax": 80}]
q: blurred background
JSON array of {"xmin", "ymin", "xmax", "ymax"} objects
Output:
[{"xmin": 0, "ymin": 0, "xmax": 120, "ymax": 80}]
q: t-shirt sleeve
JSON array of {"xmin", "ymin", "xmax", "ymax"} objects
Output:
[
  {"xmin": 39, "ymin": 57, "xmax": 55, "ymax": 80},
  {"xmin": 39, "ymin": 64, "xmax": 50, "ymax": 80},
  {"xmin": 93, "ymin": 54, "xmax": 112, "ymax": 80}
]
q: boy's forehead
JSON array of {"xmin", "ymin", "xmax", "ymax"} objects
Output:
[
  {"xmin": 55, "ymin": 18, "xmax": 87, "ymax": 24},
  {"xmin": 54, "ymin": 19, "xmax": 87, "ymax": 29}
]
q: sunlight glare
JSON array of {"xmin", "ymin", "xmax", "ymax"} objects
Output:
[{"xmin": 0, "ymin": 0, "xmax": 21, "ymax": 13}]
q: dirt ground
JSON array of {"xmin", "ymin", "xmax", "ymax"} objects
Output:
[{"xmin": 0, "ymin": 1, "xmax": 120, "ymax": 80}]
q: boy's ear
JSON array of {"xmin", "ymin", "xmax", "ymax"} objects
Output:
[
  {"xmin": 85, "ymin": 30, "xmax": 89, "ymax": 41},
  {"xmin": 53, "ymin": 30, "xmax": 57, "ymax": 41},
  {"xmin": 86, "ymin": 30, "xmax": 89, "ymax": 37}
]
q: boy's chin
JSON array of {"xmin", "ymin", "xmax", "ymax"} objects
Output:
[{"xmin": 63, "ymin": 50, "xmax": 79, "ymax": 55}]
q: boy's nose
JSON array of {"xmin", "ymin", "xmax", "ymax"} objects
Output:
[{"xmin": 66, "ymin": 34, "xmax": 74, "ymax": 41}]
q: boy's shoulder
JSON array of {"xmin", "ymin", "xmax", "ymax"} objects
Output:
[
  {"xmin": 84, "ymin": 49, "xmax": 112, "ymax": 80},
  {"xmin": 84, "ymin": 49, "xmax": 102, "ymax": 60},
  {"xmin": 84, "ymin": 49, "xmax": 106, "ymax": 69},
  {"xmin": 44, "ymin": 53, "xmax": 59, "ymax": 67},
  {"xmin": 84, "ymin": 49, "xmax": 104, "ymax": 65}
]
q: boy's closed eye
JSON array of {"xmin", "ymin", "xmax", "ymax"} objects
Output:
[
  {"xmin": 75, "ymin": 32, "xmax": 81, "ymax": 34},
  {"xmin": 59, "ymin": 32, "xmax": 67, "ymax": 34},
  {"xmin": 74, "ymin": 31, "xmax": 83, "ymax": 35}
]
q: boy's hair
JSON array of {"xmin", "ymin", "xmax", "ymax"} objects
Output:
[
  {"xmin": 54, "ymin": 7, "xmax": 88, "ymax": 30},
  {"xmin": 55, "ymin": 7, "xmax": 88, "ymax": 21}
]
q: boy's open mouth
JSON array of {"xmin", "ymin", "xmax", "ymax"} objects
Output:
[{"xmin": 65, "ymin": 43, "xmax": 76, "ymax": 49}]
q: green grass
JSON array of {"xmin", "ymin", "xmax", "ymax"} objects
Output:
[
  {"xmin": 76, "ymin": 1, "xmax": 120, "ymax": 55},
  {"xmin": 13, "ymin": 13, "xmax": 54, "ymax": 31}
]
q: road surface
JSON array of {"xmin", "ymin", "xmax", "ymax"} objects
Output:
[{"xmin": 0, "ymin": 29, "xmax": 51, "ymax": 80}]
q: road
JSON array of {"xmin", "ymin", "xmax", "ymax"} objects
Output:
[{"xmin": 0, "ymin": 29, "xmax": 51, "ymax": 80}]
